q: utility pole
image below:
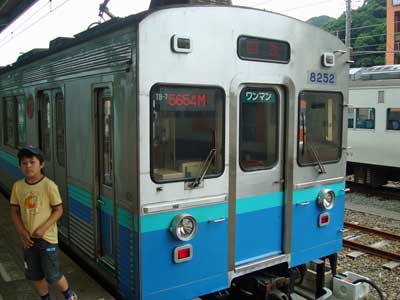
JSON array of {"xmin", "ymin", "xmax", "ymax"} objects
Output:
[{"xmin": 345, "ymin": 0, "xmax": 352, "ymax": 49}]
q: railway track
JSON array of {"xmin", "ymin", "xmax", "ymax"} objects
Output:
[
  {"xmin": 343, "ymin": 222, "xmax": 400, "ymax": 262},
  {"xmin": 346, "ymin": 182, "xmax": 400, "ymax": 200}
]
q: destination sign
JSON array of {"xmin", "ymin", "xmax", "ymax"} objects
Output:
[{"xmin": 238, "ymin": 36, "xmax": 290, "ymax": 63}]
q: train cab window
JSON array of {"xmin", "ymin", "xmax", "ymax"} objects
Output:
[
  {"xmin": 150, "ymin": 85, "xmax": 225, "ymax": 183},
  {"xmin": 16, "ymin": 96, "xmax": 26, "ymax": 148},
  {"xmin": 355, "ymin": 108, "xmax": 375, "ymax": 129},
  {"xmin": 387, "ymin": 108, "xmax": 400, "ymax": 130},
  {"xmin": 298, "ymin": 91, "xmax": 343, "ymax": 166},
  {"xmin": 239, "ymin": 87, "xmax": 279, "ymax": 171},
  {"xmin": 3, "ymin": 97, "xmax": 16, "ymax": 148}
]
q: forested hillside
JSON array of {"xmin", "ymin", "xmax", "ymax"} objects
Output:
[{"xmin": 307, "ymin": 0, "xmax": 386, "ymax": 67}]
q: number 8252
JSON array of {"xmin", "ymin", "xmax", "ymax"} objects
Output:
[{"xmin": 309, "ymin": 71, "xmax": 335, "ymax": 84}]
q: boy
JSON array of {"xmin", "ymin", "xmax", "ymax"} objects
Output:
[{"xmin": 10, "ymin": 145, "xmax": 77, "ymax": 300}]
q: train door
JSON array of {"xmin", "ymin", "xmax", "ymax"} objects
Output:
[
  {"xmin": 235, "ymin": 85, "xmax": 285, "ymax": 266},
  {"xmin": 94, "ymin": 87, "xmax": 115, "ymax": 270},
  {"xmin": 38, "ymin": 89, "xmax": 68, "ymax": 236}
]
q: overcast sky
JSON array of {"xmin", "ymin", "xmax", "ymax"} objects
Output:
[{"xmin": 0, "ymin": 0, "xmax": 363, "ymax": 66}]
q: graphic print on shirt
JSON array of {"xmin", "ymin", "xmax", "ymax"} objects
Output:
[{"xmin": 24, "ymin": 191, "xmax": 41, "ymax": 214}]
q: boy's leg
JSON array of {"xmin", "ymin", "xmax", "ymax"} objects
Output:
[
  {"xmin": 33, "ymin": 279, "xmax": 50, "ymax": 296},
  {"xmin": 24, "ymin": 243, "xmax": 48, "ymax": 297},
  {"xmin": 40, "ymin": 240, "xmax": 77, "ymax": 299}
]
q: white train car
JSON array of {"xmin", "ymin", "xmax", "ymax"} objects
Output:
[{"xmin": 348, "ymin": 65, "xmax": 400, "ymax": 186}]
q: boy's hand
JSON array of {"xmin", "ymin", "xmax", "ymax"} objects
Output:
[
  {"xmin": 20, "ymin": 231, "xmax": 33, "ymax": 249},
  {"xmin": 32, "ymin": 226, "xmax": 45, "ymax": 239}
]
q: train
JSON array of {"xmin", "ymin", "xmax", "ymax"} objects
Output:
[
  {"xmin": 0, "ymin": 1, "xmax": 350, "ymax": 300},
  {"xmin": 347, "ymin": 65, "xmax": 400, "ymax": 187}
]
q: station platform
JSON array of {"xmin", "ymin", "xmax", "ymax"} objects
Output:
[{"xmin": 0, "ymin": 192, "xmax": 115, "ymax": 300}]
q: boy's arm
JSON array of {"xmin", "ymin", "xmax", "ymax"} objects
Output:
[
  {"xmin": 11, "ymin": 206, "xmax": 33, "ymax": 248},
  {"xmin": 32, "ymin": 205, "xmax": 63, "ymax": 238}
]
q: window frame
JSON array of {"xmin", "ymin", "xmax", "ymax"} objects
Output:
[
  {"xmin": 239, "ymin": 86, "xmax": 280, "ymax": 172},
  {"xmin": 355, "ymin": 107, "xmax": 375, "ymax": 130},
  {"xmin": 149, "ymin": 83, "xmax": 226, "ymax": 184},
  {"xmin": 386, "ymin": 108, "xmax": 400, "ymax": 131},
  {"xmin": 297, "ymin": 90, "xmax": 344, "ymax": 167},
  {"xmin": 16, "ymin": 95, "xmax": 27, "ymax": 149}
]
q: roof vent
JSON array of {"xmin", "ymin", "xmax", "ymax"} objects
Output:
[
  {"xmin": 16, "ymin": 49, "xmax": 48, "ymax": 63},
  {"xmin": 49, "ymin": 37, "xmax": 74, "ymax": 50},
  {"xmin": 149, "ymin": 0, "xmax": 231, "ymax": 9}
]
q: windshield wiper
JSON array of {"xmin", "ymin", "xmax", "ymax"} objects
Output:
[
  {"xmin": 301, "ymin": 112, "xmax": 326, "ymax": 174},
  {"xmin": 308, "ymin": 141, "xmax": 326, "ymax": 174},
  {"xmin": 189, "ymin": 148, "xmax": 217, "ymax": 188}
]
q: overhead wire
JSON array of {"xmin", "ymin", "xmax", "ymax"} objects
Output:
[{"xmin": 0, "ymin": 0, "xmax": 73, "ymax": 50}]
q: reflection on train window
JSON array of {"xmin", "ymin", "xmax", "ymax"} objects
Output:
[
  {"xmin": 239, "ymin": 87, "xmax": 279, "ymax": 171},
  {"xmin": 348, "ymin": 108, "xmax": 354, "ymax": 128},
  {"xmin": 3, "ymin": 97, "xmax": 16, "ymax": 148},
  {"xmin": 151, "ymin": 85, "xmax": 225, "ymax": 183},
  {"xmin": 16, "ymin": 96, "xmax": 26, "ymax": 148},
  {"xmin": 40, "ymin": 93, "xmax": 52, "ymax": 160},
  {"xmin": 55, "ymin": 91, "xmax": 65, "ymax": 166},
  {"xmin": 387, "ymin": 108, "xmax": 400, "ymax": 130},
  {"xmin": 98, "ymin": 88, "xmax": 113, "ymax": 187},
  {"xmin": 298, "ymin": 91, "xmax": 342, "ymax": 166},
  {"xmin": 355, "ymin": 108, "xmax": 375, "ymax": 129}
]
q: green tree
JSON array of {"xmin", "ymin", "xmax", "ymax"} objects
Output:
[{"xmin": 308, "ymin": 0, "xmax": 386, "ymax": 67}]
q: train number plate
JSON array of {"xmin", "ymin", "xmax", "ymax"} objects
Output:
[{"xmin": 307, "ymin": 71, "xmax": 336, "ymax": 85}]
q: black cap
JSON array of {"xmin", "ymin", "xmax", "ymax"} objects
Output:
[{"xmin": 18, "ymin": 145, "xmax": 44, "ymax": 163}]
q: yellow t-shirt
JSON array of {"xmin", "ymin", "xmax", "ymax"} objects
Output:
[{"xmin": 10, "ymin": 177, "xmax": 62, "ymax": 244}]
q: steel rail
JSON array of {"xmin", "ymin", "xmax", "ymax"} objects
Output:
[
  {"xmin": 343, "ymin": 239, "xmax": 400, "ymax": 262},
  {"xmin": 344, "ymin": 222, "xmax": 400, "ymax": 241}
]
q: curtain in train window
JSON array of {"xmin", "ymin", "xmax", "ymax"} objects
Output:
[
  {"xmin": 151, "ymin": 85, "xmax": 225, "ymax": 183},
  {"xmin": 16, "ymin": 97, "xmax": 26, "ymax": 148},
  {"xmin": 298, "ymin": 91, "xmax": 343, "ymax": 165},
  {"xmin": 387, "ymin": 108, "xmax": 400, "ymax": 130},
  {"xmin": 239, "ymin": 87, "xmax": 279, "ymax": 171},
  {"xmin": 355, "ymin": 108, "xmax": 375, "ymax": 129},
  {"xmin": 3, "ymin": 97, "xmax": 16, "ymax": 148}
]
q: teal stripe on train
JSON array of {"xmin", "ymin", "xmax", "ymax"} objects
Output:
[
  {"xmin": 292, "ymin": 182, "xmax": 346, "ymax": 204},
  {"xmin": 67, "ymin": 184, "xmax": 92, "ymax": 208},
  {"xmin": 0, "ymin": 150, "xmax": 19, "ymax": 167},
  {"xmin": 236, "ymin": 192, "xmax": 283, "ymax": 215},
  {"xmin": 118, "ymin": 208, "xmax": 133, "ymax": 229},
  {"xmin": 140, "ymin": 203, "xmax": 228, "ymax": 233},
  {"xmin": 100, "ymin": 196, "xmax": 113, "ymax": 216}
]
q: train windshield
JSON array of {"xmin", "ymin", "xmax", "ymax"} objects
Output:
[
  {"xmin": 298, "ymin": 91, "xmax": 343, "ymax": 166},
  {"xmin": 150, "ymin": 85, "xmax": 225, "ymax": 183}
]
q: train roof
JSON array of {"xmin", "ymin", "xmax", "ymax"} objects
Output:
[
  {"xmin": 0, "ymin": 4, "xmax": 342, "ymax": 76},
  {"xmin": 350, "ymin": 64, "xmax": 400, "ymax": 81},
  {"xmin": 0, "ymin": 10, "xmax": 149, "ymax": 75}
]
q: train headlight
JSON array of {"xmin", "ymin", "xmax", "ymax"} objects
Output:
[
  {"xmin": 170, "ymin": 214, "xmax": 198, "ymax": 241},
  {"xmin": 317, "ymin": 189, "xmax": 336, "ymax": 210}
]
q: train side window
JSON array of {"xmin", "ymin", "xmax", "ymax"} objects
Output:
[
  {"xmin": 40, "ymin": 93, "xmax": 52, "ymax": 160},
  {"xmin": 97, "ymin": 88, "xmax": 113, "ymax": 187},
  {"xmin": 239, "ymin": 87, "xmax": 279, "ymax": 171},
  {"xmin": 3, "ymin": 97, "xmax": 16, "ymax": 148},
  {"xmin": 16, "ymin": 96, "xmax": 26, "ymax": 148},
  {"xmin": 55, "ymin": 91, "xmax": 65, "ymax": 166},
  {"xmin": 355, "ymin": 108, "xmax": 375, "ymax": 129},
  {"xmin": 150, "ymin": 85, "xmax": 225, "ymax": 183},
  {"xmin": 348, "ymin": 108, "xmax": 354, "ymax": 129},
  {"xmin": 387, "ymin": 108, "xmax": 400, "ymax": 130},
  {"xmin": 298, "ymin": 91, "xmax": 343, "ymax": 166}
]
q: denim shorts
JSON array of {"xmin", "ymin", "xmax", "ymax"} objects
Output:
[{"xmin": 23, "ymin": 238, "xmax": 63, "ymax": 284}]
